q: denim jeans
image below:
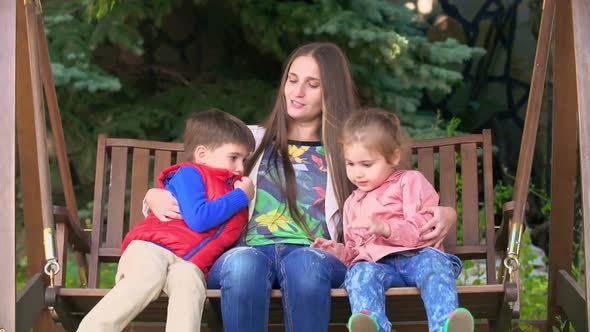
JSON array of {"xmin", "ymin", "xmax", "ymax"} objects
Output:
[
  {"xmin": 208, "ymin": 244, "xmax": 347, "ymax": 332},
  {"xmin": 345, "ymin": 247, "xmax": 463, "ymax": 332}
]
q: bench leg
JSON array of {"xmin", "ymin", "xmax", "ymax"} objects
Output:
[
  {"xmin": 52, "ymin": 300, "xmax": 82, "ymax": 331},
  {"xmin": 493, "ymin": 300, "xmax": 513, "ymax": 332},
  {"xmin": 204, "ymin": 299, "xmax": 223, "ymax": 332}
]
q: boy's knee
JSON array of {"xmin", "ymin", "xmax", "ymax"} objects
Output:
[{"xmin": 169, "ymin": 264, "xmax": 205, "ymax": 288}]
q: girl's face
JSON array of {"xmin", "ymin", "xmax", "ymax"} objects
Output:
[
  {"xmin": 344, "ymin": 142, "xmax": 400, "ymax": 192},
  {"xmin": 284, "ymin": 56, "xmax": 323, "ymax": 125}
]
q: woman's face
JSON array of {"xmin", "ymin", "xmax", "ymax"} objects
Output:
[{"xmin": 284, "ymin": 55, "xmax": 323, "ymax": 125}]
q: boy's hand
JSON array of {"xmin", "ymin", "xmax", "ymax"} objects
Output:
[{"xmin": 234, "ymin": 177, "xmax": 254, "ymax": 201}]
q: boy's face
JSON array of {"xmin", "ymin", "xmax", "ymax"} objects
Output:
[{"xmin": 193, "ymin": 143, "xmax": 250, "ymax": 175}]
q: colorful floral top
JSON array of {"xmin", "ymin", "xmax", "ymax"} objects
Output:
[{"xmin": 245, "ymin": 140, "xmax": 329, "ymax": 245}]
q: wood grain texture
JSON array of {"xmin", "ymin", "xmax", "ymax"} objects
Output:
[
  {"xmin": 548, "ymin": 0, "xmax": 579, "ymax": 327},
  {"xmin": 511, "ymin": 0, "xmax": 555, "ymax": 226},
  {"xmin": 572, "ymin": 0, "xmax": 590, "ymax": 327},
  {"xmin": 0, "ymin": 0, "xmax": 16, "ymax": 330}
]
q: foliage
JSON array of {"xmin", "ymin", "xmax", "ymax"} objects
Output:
[
  {"xmin": 86, "ymin": 0, "xmax": 117, "ymax": 19},
  {"xmin": 551, "ymin": 317, "xmax": 571, "ymax": 332},
  {"xmin": 80, "ymin": 0, "xmax": 484, "ymax": 134},
  {"xmin": 44, "ymin": 2, "xmax": 122, "ymax": 92},
  {"xmin": 519, "ymin": 230, "xmax": 549, "ymax": 320}
]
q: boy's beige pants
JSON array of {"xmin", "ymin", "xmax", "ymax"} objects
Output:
[{"xmin": 77, "ymin": 240, "xmax": 206, "ymax": 332}]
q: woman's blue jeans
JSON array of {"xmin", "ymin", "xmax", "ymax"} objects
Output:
[
  {"xmin": 345, "ymin": 248, "xmax": 463, "ymax": 332},
  {"xmin": 208, "ymin": 244, "xmax": 347, "ymax": 332}
]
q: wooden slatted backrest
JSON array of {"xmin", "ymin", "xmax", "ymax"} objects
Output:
[
  {"xmin": 411, "ymin": 129, "xmax": 496, "ymax": 284},
  {"xmin": 88, "ymin": 135, "xmax": 184, "ymax": 288},
  {"xmin": 87, "ymin": 130, "xmax": 496, "ymax": 287}
]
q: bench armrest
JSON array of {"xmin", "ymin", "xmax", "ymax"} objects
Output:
[
  {"xmin": 495, "ymin": 201, "xmax": 529, "ymax": 252},
  {"xmin": 53, "ymin": 206, "xmax": 90, "ymax": 253},
  {"xmin": 494, "ymin": 201, "xmax": 514, "ymax": 251}
]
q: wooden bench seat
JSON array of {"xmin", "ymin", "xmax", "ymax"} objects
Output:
[
  {"xmin": 56, "ymin": 286, "xmax": 506, "ymax": 323},
  {"xmin": 48, "ymin": 130, "xmax": 519, "ymax": 331}
]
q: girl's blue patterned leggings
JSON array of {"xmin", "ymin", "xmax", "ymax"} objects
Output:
[{"xmin": 345, "ymin": 247, "xmax": 463, "ymax": 332}]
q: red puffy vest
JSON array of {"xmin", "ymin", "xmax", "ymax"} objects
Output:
[{"xmin": 121, "ymin": 162, "xmax": 248, "ymax": 278}]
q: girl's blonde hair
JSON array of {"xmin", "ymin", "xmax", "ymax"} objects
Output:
[{"xmin": 341, "ymin": 108, "xmax": 408, "ymax": 167}]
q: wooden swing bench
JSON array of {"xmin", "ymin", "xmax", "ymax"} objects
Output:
[{"xmin": 47, "ymin": 129, "xmax": 519, "ymax": 331}]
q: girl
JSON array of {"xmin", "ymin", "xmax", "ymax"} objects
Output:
[{"xmin": 312, "ymin": 108, "xmax": 474, "ymax": 332}]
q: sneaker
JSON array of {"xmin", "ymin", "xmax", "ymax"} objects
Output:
[
  {"xmin": 443, "ymin": 307, "xmax": 474, "ymax": 332},
  {"xmin": 347, "ymin": 310, "xmax": 380, "ymax": 332}
]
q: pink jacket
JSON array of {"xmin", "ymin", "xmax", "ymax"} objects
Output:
[{"xmin": 338, "ymin": 170, "xmax": 439, "ymax": 266}]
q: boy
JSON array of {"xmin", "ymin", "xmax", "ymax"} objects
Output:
[{"xmin": 77, "ymin": 109, "xmax": 256, "ymax": 332}]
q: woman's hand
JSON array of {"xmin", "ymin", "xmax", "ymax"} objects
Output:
[
  {"xmin": 418, "ymin": 206, "xmax": 457, "ymax": 249},
  {"xmin": 145, "ymin": 188, "xmax": 181, "ymax": 221}
]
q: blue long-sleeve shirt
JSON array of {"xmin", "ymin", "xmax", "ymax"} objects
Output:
[{"xmin": 164, "ymin": 166, "xmax": 249, "ymax": 232}]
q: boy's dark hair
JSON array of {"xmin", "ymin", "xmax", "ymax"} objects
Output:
[{"xmin": 183, "ymin": 109, "xmax": 255, "ymax": 162}]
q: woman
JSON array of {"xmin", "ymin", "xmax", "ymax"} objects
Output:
[{"xmin": 145, "ymin": 42, "xmax": 457, "ymax": 332}]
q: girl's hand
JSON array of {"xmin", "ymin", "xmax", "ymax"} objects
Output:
[
  {"xmin": 351, "ymin": 219, "xmax": 391, "ymax": 238},
  {"xmin": 311, "ymin": 238, "xmax": 343, "ymax": 258},
  {"xmin": 418, "ymin": 206, "xmax": 457, "ymax": 249},
  {"xmin": 145, "ymin": 188, "xmax": 181, "ymax": 221},
  {"xmin": 311, "ymin": 238, "xmax": 335, "ymax": 249}
]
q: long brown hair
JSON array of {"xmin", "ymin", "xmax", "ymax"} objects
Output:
[{"xmin": 245, "ymin": 42, "xmax": 358, "ymax": 239}]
